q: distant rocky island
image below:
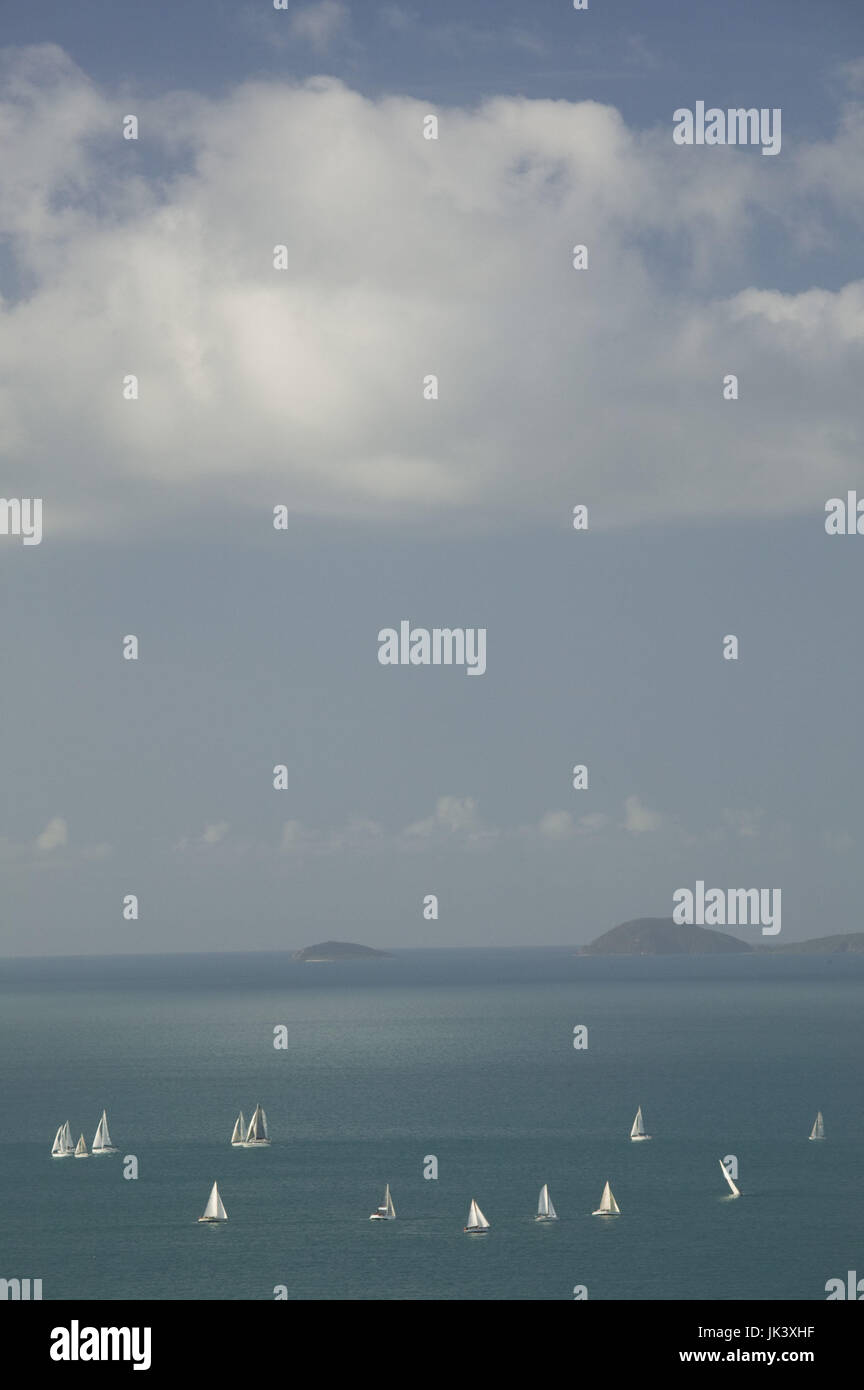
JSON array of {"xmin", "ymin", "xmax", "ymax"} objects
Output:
[
  {"xmin": 767, "ymin": 932, "xmax": 864, "ymax": 954},
  {"xmin": 580, "ymin": 918, "xmax": 864, "ymax": 956},
  {"xmin": 292, "ymin": 941, "xmax": 391, "ymax": 962},
  {"xmin": 581, "ymin": 918, "xmax": 751, "ymax": 956}
]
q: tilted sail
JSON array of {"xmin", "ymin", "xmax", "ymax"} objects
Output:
[
  {"xmin": 809, "ymin": 1111, "xmax": 824, "ymax": 1141},
  {"xmin": 92, "ymin": 1109, "xmax": 116, "ymax": 1152},
  {"xmin": 719, "ymin": 1158, "xmax": 740, "ymax": 1197},
  {"xmin": 631, "ymin": 1107, "xmax": 645, "ymax": 1138},
  {"xmin": 466, "ymin": 1199, "xmax": 489, "ymax": 1229},
  {"xmin": 245, "ymin": 1104, "xmax": 269, "ymax": 1143},
  {"xmin": 74, "ymin": 1133, "xmax": 89, "ymax": 1157},
  {"xmin": 201, "ymin": 1181, "xmax": 228, "ymax": 1221},
  {"xmin": 230, "ymin": 1112, "xmax": 246, "ymax": 1145},
  {"xmin": 52, "ymin": 1123, "xmax": 73, "ymax": 1156}
]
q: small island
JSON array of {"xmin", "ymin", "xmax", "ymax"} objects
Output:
[
  {"xmin": 581, "ymin": 918, "xmax": 752, "ymax": 956},
  {"xmin": 292, "ymin": 941, "xmax": 391, "ymax": 962},
  {"xmin": 580, "ymin": 918, "xmax": 864, "ymax": 956}
]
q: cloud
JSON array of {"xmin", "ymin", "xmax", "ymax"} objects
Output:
[
  {"xmin": 622, "ymin": 795, "xmax": 665, "ymax": 833},
  {"xmin": 35, "ymin": 817, "xmax": 68, "ymax": 852},
  {"xmin": 174, "ymin": 822, "xmax": 230, "ymax": 851},
  {"xmin": 0, "ymin": 817, "xmax": 109, "ymax": 869},
  {"xmin": 1, "ymin": 48, "xmax": 862, "ymax": 538},
  {"xmin": 285, "ymin": 2, "xmax": 350, "ymax": 52}
]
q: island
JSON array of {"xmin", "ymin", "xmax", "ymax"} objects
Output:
[
  {"xmin": 292, "ymin": 941, "xmax": 391, "ymax": 962},
  {"xmin": 766, "ymin": 932, "xmax": 864, "ymax": 954},
  {"xmin": 580, "ymin": 918, "xmax": 752, "ymax": 956}
]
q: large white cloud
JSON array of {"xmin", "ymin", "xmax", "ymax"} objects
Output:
[{"xmin": 1, "ymin": 44, "xmax": 862, "ymax": 536}]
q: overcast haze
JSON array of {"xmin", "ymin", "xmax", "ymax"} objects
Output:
[{"xmin": 1, "ymin": 0, "xmax": 862, "ymax": 954}]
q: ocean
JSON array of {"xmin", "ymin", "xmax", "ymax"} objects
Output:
[{"xmin": 1, "ymin": 949, "xmax": 861, "ymax": 1301}]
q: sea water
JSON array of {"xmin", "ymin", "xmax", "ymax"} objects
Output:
[{"xmin": 0, "ymin": 949, "xmax": 860, "ymax": 1301}]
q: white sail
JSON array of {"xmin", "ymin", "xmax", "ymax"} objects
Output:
[
  {"xmin": 384, "ymin": 1184, "xmax": 396, "ymax": 1219},
  {"xmin": 592, "ymin": 1181, "xmax": 620, "ymax": 1215},
  {"xmin": 245, "ymin": 1104, "xmax": 270, "ymax": 1144},
  {"xmin": 230, "ymin": 1111, "xmax": 246, "ymax": 1145},
  {"xmin": 809, "ymin": 1111, "xmax": 824, "ymax": 1141},
  {"xmin": 199, "ymin": 1181, "xmax": 228, "ymax": 1222},
  {"xmin": 630, "ymin": 1106, "xmax": 651, "ymax": 1140},
  {"xmin": 92, "ymin": 1109, "xmax": 117, "ymax": 1153},
  {"xmin": 74, "ymin": 1133, "xmax": 89, "ymax": 1158},
  {"xmin": 719, "ymin": 1158, "xmax": 740, "ymax": 1197},
  {"xmin": 536, "ymin": 1183, "xmax": 558, "ymax": 1220},
  {"xmin": 52, "ymin": 1123, "xmax": 73, "ymax": 1157},
  {"xmin": 465, "ymin": 1198, "xmax": 489, "ymax": 1230}
]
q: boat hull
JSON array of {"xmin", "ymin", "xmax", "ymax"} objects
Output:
[
  {"xmin": 463, "ymin": 1226, "xmax": 489, "ymax": 1233},
  {"xmin": 592, "ymin": 1210, "xmax": 619, "ymax": 1216},
  {"xmin": 630, "ymin": 1135, "xmax": 651, "ymax": 1142},
  {"xmin": 535, "ymin": 1215, "xmax": 557, "ymax": 1222},
  {"xmin": 197, "ymin": 1218, "xmax": 226, "ymax": 1224},
  {"xmin": 92, "ymin": 1148, "xmax": 118, "ymax": 1155}
]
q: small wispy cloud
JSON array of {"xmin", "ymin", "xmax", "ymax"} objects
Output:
[
  {"xmin": 286, "ymin": 1, "xmax": 350, "ymax": 52},
  {"xmin": 622, "ymin": 795, "xmax": 665, "ymax": 834},
  {"xmin": 35, "ymin": 816, "xmax": 68, "ymax": 852}
]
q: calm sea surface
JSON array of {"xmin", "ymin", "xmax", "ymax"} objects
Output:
[{"xmin": 0, "ymin": 949, "xmax": 861, "ymax": 1301}]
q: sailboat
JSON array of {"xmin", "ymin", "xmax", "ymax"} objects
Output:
[
  {"xmin": 92, "ymin": 1109, "xmax": 118, "ymax": 1155},
  {"xmin": 198, "ymin": 1181, "xmax": 228, "ymax": 1224},
  {"xmin": 51, "ymin": 1122, "xmax": 74, "ymax": 1158},
  {"xmin": 809, "ymin": 1111, "xmax": 825, "ymax": 1141},
  {"xmin": 592, "ymin": 1181, "xmax": 620, "ymax": 1216},
  {"xmin": 244, "ymin": 1104, "xmax": 270, "ymax": 1147},
  {"xmin": 630, "ymin": 1106, "xmax": 651, "ymax": 1141},
  {"xmin": 74, "ymin": 1133, "xmax": 90, "ymax": 1158},
  {"xmin": 369, "ymin": 1184, "xmax": 396, "ymax": 1221},
  {"xmin": 535, "ymin": 1183, "xmax": 558, "ymax": 1222},
  {"xmin": 718, "ymin": 1158, "xmax": 740, "ymax": 1198},
  {"xmin": 464, "ymin": 1198, "xmax": 490, "ymax": 1232},
  {"xmin": 230, "ymin": 1112, "xmax": 247, "ymax": 1146}
]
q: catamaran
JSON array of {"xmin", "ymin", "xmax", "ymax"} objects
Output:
[
  {"xmin": 464, "ymin": 1198, "xmax": 490, "ymax": 1232},
  {"xmin": 230, "ymin": 1111, "xmax": 247, "ymax": 1146},
  {"xmin": 198, "ymin": 1181, "xmax": 228, "ymax": 1223},
  {"xmin": 809, "ymin": 1111, "xmax": 825, "ymax": 1141},
  {"xmin": 51, "ymin": 1122, "xmax": 74, "ymax": 1158},
  {"xmin": 630, "ymin": 1106, "xmax": 651, "ymax": 1141},
  {"xmin": 244, "ymin": 1104, "xmax": 270, "ymax": 1147},
  {"xmin": 92, "ymin": 1109, "xmax": 118, "ymax": 1155},
  {"xmin": 74, "ymin": 1133, "xmax": 89, "ymax": 1158},
  {"xmin": 535, "ymin": 1184, "xmax": 558, "ymax": 1222},
  {"xmin": 592, "ymin": 1181, "xmax": 620, "ymax": 1216},
  {"xmin": 719, "ymin": 1158, "xmax": 740, "ymax": 1197},
  {"xmin": 369, "ymin": 1184, "xmax": 396, "ymax": 1221}
]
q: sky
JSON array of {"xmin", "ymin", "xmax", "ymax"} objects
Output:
[{"xmin": 1, "ymin": 0, "xmax": 863, "ymax": 955}]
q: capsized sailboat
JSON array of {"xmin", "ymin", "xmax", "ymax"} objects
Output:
[
  {"xmin": 244, "ymin": 1104, "xmax": 270, "ymax": 1146},
  {"xmin": 809, "ymin": 1111, "xmax": 825, "ymax": 1141},
  {"xmin": 535, "ymin": 1183, "xmax": 558, "ymax": 1222},
  {"xmin": 630, "ymin": 1106, "xmax": 651, "ymax": 1141},
  {"xmin": 74, "ymin": 1133, "xmax": 89, "ymax": 1158},
  {"xmin": 369, "ymin": 1184, "xmax": 396, "ymax": 1221},
  {"xmin": 464, "ymin": 1198, "xmax": 490, "ymax": 1232},
  {"xmin": 719, "ymin": 1158, "xmax": 740, "ymax": 1198},
  {"xmin": 592, "ymin": 1181, "xmax": 620, "ymax": 1216},
  {"xmin": 230, "ymin": 1111, "xmax": 247, "ymax": 1146},
  {"xmin": 51, "ymin": 1121, "xmax": 74, "ymax": 1158},
  {"xmin": 92, "ymin": 1109, "xmax": 118, "ymax": 1154},
  {"xmin": 198, "ymin": 1181, "xmax": 228, "ymax": 1223}
]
